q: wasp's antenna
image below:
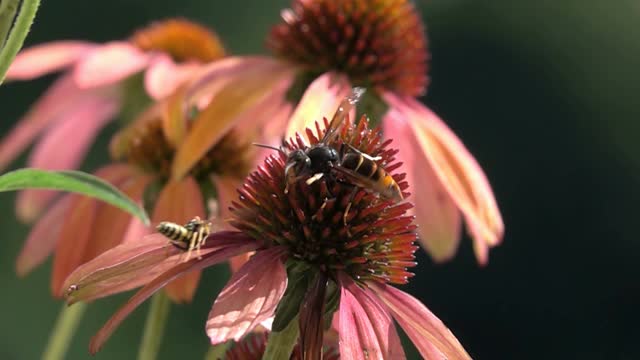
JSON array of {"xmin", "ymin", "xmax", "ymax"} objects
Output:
[{"xmin": 252, "ymin": 143, "xmax": 286, "ymax": 154}]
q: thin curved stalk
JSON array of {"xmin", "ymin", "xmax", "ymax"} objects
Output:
[
  {"xmin": 137, "ymin": 292, "xmax": 171, "ymax": 360},
  {"xmin": 0, "ymin": 0, "xmax": 19, "ymax": 49},
  {"xmin": 0, "ymin": 0, "xmax": 41, "ymax": 84},
  {"xmin": 42, "ymin": 303, "xmax": 87, "ymax": 360}
]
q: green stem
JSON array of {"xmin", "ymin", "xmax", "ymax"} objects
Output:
[
  {"xmin": 42, "ymin": 302, "xmax": 87, "ymax": 360},
  {"xmin": 262, "ymin": 316, "xmax": 300, "ymax": 360},
  {"xmin": 0, "ymin": 0, "xmax": 40, "ymax": 85},
  {"xmin": 204, "ymin": 342, "xmax": 230, "ymax": 360},
  {"xmin": 0, "ymin": 0, "xmax": 19, "ymax": 49},
  {"xmin": 137, "ymin": 292, "xmax": 171, "ymax": 360}
]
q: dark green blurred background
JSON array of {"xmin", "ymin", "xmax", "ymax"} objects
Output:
[{"xmin": 1, "ymin": 0, "xmax": 638, "ymax": 358}]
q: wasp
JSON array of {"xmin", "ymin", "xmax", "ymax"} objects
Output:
[
  {"xmin": 157, "ymin": 216, "xmax": 212, "ymax": 260},
  {"xmin": 282, "ymin": 87, "xmax": 404, "ymax": 202}
]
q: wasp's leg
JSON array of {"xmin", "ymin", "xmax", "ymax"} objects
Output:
[
  {"xmin": 312, "ymin": 198, "xmax": 329, "ymax": 222},
  {"xmin": 343, "ymin": 189, "xmax": 358, "ymax": 237},
  {"xmin": 196, "ymin": 227, "xmax": 206, "ymax": 260},
  {"xmin": 306, "ymin": 172, "xmax": 324, "ymax": 185},
  {"xmin": 346, "ymin": 143, "xmax": 382, "ymax": 161},
  {"xmin": 285, "ymin": 175, "xmax": 308, "ymax": 194}
]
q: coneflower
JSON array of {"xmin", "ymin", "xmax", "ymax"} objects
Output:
[
  {"xmin": 64, "ymin": 92, "xmax": 471, "ymax": 358},
  {"xmin": 2, "ymin": 18, "xmax": 227, "ymax": 222},
  {"xmin": 160, "ymin": 0, "xmax": 504, "ymax": 264}
]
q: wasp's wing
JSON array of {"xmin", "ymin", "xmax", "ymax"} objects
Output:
[{"xmin": 320, "ymin": 87, "xmax": 366, "ymax": 144}]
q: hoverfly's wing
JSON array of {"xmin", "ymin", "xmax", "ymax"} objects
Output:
[{"xmin": 320, "ymin": 87, "xmax": 366, "ymax": 144}]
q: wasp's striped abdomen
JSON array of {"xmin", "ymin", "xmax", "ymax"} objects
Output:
[
  {"xmin": 156, "ymin": 217, "xmax": 212, "ymax": 252},
  {"xmin": 157, "ymin": 222, "xmax": 189, "ymax": 242},
  {"xmin": 340, "ymin": 152, "xmax": 403, "ymax": 201}
]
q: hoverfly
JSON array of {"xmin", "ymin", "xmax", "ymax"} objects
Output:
[
  {"xmin": 280, "ymin": 87, "xmax": 404, "ymax": 202},
  {"xmin": 157, "ymin": 216, "xmax": 212, "ymax": 260}
]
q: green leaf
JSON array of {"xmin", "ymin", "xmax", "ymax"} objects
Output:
[{"xmin": 0, "ymin": 168, "xmax": 149, "ymax": 224}]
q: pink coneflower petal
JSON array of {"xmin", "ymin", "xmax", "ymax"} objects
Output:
[
  {"xmin": 384, "ymin": 108, "xmax": 462, "ymax": 262},
  {"xmin": 6, "ymin": 41, "xmax": 96, "ymax": 80},
  {"xmin": 152, "ymin": 177, "xmax": 206, "ymax": 303},
  {"xmin": 88, "ymin": 233, "xmax": 258, "ymax": 355},
  {"xmin": 73, "ymin": 41, "xmax": 151, "ymax": 89},
  {"xmin": 144, "ymin": 54, "xmax": 201, "ymax": 100},
  {"xmin": 284, "ymin": 72, "xmax": 351, "ymax": 141},
  {"xmin": 161, "ymin": 56, "xmax": 271, "ymax": 149},
  {"xmin": 0, "ymin": 74, "xmax": 104, "ymax": 172},
  {"xmin": 206, "ymin": 247, "xmax": 288, "ymax": 344},
  {"xmin": 50, "ymin": 164, "xmax": 134, "ymax": 296},
  {"xmin": 15, "ymin": 195, "xmax": 72, "ymax": 277},
  {"xmin": 85, "ymin": 175, "xmax": 150, "ymax": 260},
  {"xmin": 50, "ymin": 195, "xmax": 99, "ymax": 297},
  {"xmin": 343, "ymin": 279, "xmax": 407, "ymax": 359},
  {"xmin": 121, "ymin": 216, "xmax": 151, "ymax": 244},
  {"xmin": 64, "ymin": 231, "xmax": 256, "ymax": 304},
  {"xmin": 385, "ymin": 93, "xmax": 504, "ymax": 264},
  {"xmin": 15, "ymin": 95, "xmax": 119, "ymax": 222},
  {"xmin": 171, "ymin": 59, "xmax": 295, "ymax": 179},
  {"xmin": 370, "ymin": 282, "xmax": 471, "ymax": 360},
  {"xmin": 258, "ymin": 99, "xmax": 292, "ymax": 153},
  {"xmin": 338, "ymin": 284, "xmax": 386, "ymax": 360},
  {"xmin": 64, "ymin": 235, "xmax": 175, "ymax": 303}
]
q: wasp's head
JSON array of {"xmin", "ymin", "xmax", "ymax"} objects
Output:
[
  {"xmin": 307, "ymin": 145, "xmax": 338, "ymax": 174},
  {"xmin": 284, "ymin": 149, "xmax": 311, "ymax": 185}
]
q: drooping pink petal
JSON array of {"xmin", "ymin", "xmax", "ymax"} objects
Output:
[
  {"xmin": 6, "ymin": 41, "xmax": 96, "ymax": 80},
  {"xmin": 369, "ymin": 282, "xmax": 472, "ymax": 360},
  {"xmin": 50, "ymin": 164, "xmax": 134, "ymax": 296},
  {"xmin": 232, "ymin": 73, "xmax": 293, "ymax": 137},
  {"xmin": 50, "ymin": 195, "xmax": 99, "ymax": 297},
  {"xmin": 73, "ymin": 41, "xmax": 151, "ymax": 89},
  {"xmin": 284, "ymin": 72, "xmax": 352, "ymax": 141},
  {"xmin": 84, "ymin": 175, "xmax": 150, "ymax": 260},
  {"xmin": 385, "ymin": 93, "xmax": 504, "ymax": 264},
  {"xmin": 384, "ymin": 108, "xmax": 462, "ymax": 262},
  {"xmin": 340, "ymin": 277, "xmax": 406, "ymax": 359},
  {"xmin": 171, "ymin": 58, "xmax": 296, "ymax": 179},
  {"xmin": 206, "ymin": 247, "xmax": 288, "ymax": 344},
  {"xmin": 121, "ymin": 216, "xmax": 150, "ymax": 244},
  {"xmin": 64, "ymin": 231, "xmax": 256, "ymax": 304},
  {"xmin": 15, "ymin": 95, "xmax": 119, "ymax": 222},
  {"xmin": 87, "ymin": 233, "xmax": 258, "ymax": 354},
  {"xmin": 65, "ymin": 234, "xmax": 180, "ymax": 303},
  {"xmin": 15, "ymin": 195, "xmax": 72, "ymax": 277},
  {"xmin": 185, "ymin": 56, "xmax": 284, "ymax": 102},
  {"xmin": 0, "ymin": 74, "xmax": 107, "ymax": 172},
  {"xmin": 159, "ymin": 56, "xmax": 275, "ymax": 149},
  {"xmin": 144, "ymin": 54, "xmax": 202, "ymax": 100},
  {"xmin": 152, "ymin": 176, "xmax": 206, "ymax": 303},
  {"xmin": 338, "ymin": 283, "xmax": 385, "ymax": 360},
  {"xmin": 257, "ymin": 100, "xmax": 293, "ymax": 157}
]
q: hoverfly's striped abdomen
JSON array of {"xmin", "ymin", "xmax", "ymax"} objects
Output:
[{"xmin": 341, "ymin": 152, "xmax": 403, "ymax": 202}]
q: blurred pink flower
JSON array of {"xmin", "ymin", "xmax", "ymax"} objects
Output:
[
  {"xmin": 2, "ymin": 19, "xmax": 226, "ymax": 222},
  {"xmin": 17, "ymin": 90, "xmax": 258, "ymax": 303},
  {"xmin": 64, "ymin": 111, "xmax": 471, "ymax": 358},
  {"xmin": 166, "ymin": 0, "xmax": 503, "ymax": 264}
]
